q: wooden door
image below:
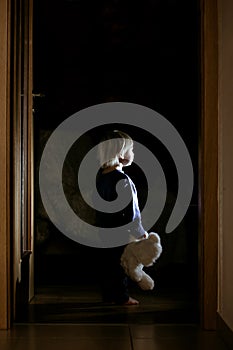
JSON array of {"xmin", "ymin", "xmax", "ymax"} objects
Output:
[{"xmin": 11, "ymin": 0, "xmax": 34, "ymax": 321}]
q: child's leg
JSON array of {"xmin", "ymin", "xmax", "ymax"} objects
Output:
[
  {"xmin": 99, "ymin": 247, "xmax": 129, "ymax": 303},
  {"xmin": 99, "ymin": 246, "xmax": 139, "ymax": 304},
  {"xmin": 113, "ymin": 264, "xmax": 129, "ymax": 304}
]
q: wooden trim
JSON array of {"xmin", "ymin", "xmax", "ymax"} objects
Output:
[
  {"xmin": 200, "ymin": 0, "xmax": 219, "ymax": 329},
  {"xmin": 12, "ymin": 0, "xmax": 23, "ymax": 319},
  {"xmin": 12, "ymin": 0, "xmax": 34, "ymax": 318},
  {"xmin": 28, "ymin": 0, "xmax": 34, "ymax": 301},
  {"xmin": 0, "ymin": 0, "xmax": 11, "ymax": 330}
]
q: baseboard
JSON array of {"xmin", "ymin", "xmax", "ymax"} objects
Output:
[{"xmin": 217, "ymin": 313, "xmax": 233, "ymax": 349}]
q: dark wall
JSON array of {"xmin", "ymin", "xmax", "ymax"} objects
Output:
[
  {"xmin": 33, "ymin": 0, "xmax": 199, "ymax": 289},
  {"xmin": 34, "ymin": 0, "xmax": 199, "ymax": 133}
]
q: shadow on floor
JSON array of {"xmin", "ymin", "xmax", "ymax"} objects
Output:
[{"xmin": 16, "ymin": 284, "xmax": 199, "ymax": 324}]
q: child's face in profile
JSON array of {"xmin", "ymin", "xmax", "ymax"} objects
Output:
[{"xmin": 120, "ymin": 145, "xmax": 134, "ymax": 167}]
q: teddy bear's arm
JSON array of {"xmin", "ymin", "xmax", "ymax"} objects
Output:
[{"xmin": 126, "ymin": 264, "xmax": 144, "ymax": 282}]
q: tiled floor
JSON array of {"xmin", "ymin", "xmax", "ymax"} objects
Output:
[
  {"xmin": 0, "ymin": 323, "xmax": 230, "ymax": 350},
  {"xmin": 9, "ymin": 283, "xmax": 230, "ymax": 349}
]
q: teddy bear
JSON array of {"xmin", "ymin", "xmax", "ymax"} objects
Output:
[{"xmin": 120, "ymin": 232, "xmax": 162, "ymax": 290}]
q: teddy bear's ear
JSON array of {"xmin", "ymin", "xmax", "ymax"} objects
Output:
[{"xmin": 148, "ymin": 232, "xmax": 161, "ymax": 244}]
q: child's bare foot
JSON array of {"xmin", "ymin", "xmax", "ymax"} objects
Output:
[{"xmin": 124, "ymin": 297, "xmax": 139, "ymax": 305}]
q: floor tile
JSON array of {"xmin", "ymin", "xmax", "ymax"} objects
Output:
[
  {"xmin": 130, "ymin": 323, "xmax": 198, "ymax": 339},
  {"xmin": 130, "ymin": 325, "xmax": 230, "ymax": 350},
  {"xmin": 0, "ymin": 337, "xmax": 132, "ymax": 350},
  {"xmin": 132, "ymin": 336, "xmax": 229, "ymax": 350},
  {"xmin": 0, "ymin": 324, "xmax": 130, "ymax": 339},
  {"xmin": 0, "ymin": 324, "xmax": 230, "ymax": 350}
]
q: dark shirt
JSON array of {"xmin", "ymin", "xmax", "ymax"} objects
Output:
[{"xmin": 95, "ymin": 169, "xmax": 145, "ymax": 246}]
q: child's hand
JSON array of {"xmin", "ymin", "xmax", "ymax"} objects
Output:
[
  {"xmin": 138, "ymin": 232, "xmax": 148, "ymax": 239},
  {"xmin": 129, "ymin": 232, "xmax": 148, "ymax": 242}
]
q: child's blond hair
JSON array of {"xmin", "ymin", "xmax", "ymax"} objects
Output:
[{"xmin": 98, "ymin": 130, "xmax": 133, "ymax": 169}]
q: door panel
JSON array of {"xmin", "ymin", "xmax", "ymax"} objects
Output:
[
  {"xmin": 12, "ymin": 0, "xmax": 34, "ymax": 320},
  {"xmin": 0, "ymin": 0, "xmax": 11, "ymax": 330}
]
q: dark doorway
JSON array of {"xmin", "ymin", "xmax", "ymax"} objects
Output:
[{"xmin": 30, "ymin": 0, "xmax": 200, "ymax": 324}]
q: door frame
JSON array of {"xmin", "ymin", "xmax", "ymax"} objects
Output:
[
  {"xmin": 199, "ymin": 0, "xmax": 218, "ymax": 329},
  {"xmin": 0, "ymin": 0, "xmax": 218, "ymax": 329},
  {"xmin": 0, "ymin": 0, "xmax": 34, "ymax": 328},
  {"xmin": 0, "ymin": 0, "xmax": 11, "ymax": 330}
]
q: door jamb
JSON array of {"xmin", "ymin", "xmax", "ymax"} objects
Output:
[
  {"xmin": 0, "ymin": 0, "xmax": 11, "ymax": 330},
  {"xmin": 0, "ymin": 0, "xmax": 219, "ymax": 329},
  {"xmin": 199, "ymin": 0, "xmax": 218, "ymax": 330}
]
